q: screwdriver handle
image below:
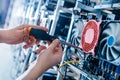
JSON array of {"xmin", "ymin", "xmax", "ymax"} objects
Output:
[{"xmin": 27, "ymin": 27, "xmax": 57, "ymax": 42}]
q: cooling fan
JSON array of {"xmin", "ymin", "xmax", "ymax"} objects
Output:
[
  {"xmin": 81, "ymin": 20, "xmax": 101, "ymax": 55},
  {"xmin": 71, "ymin": 19, "xmax": 84, "ymax": 47},
  {"xmin": 66, "ymin": 20, "xmax": 84, "ymax": 61},
  {"xmin": 97, "ymin": 21, "xmax": 120, "ymax": 65}
]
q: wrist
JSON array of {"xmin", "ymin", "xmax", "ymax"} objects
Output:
[
  {"xmin": 0, "ymin": 29, "xmax": 9, "ymax": 43},
  {"xmin": 23, "ymin": 61, "xmax": 49, "ymax": 80}
]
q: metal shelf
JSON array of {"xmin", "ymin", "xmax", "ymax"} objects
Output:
[
  {"xmin": 77, "ymin": 1, "xmax": 98, "ymax": 13},
  {"xmin": 94, "ymin": 3, "xmax": 120, "ymax": 10},
  {"xmin": 59, "ymin": 7, "xmax": 73, "ymax": 14}
]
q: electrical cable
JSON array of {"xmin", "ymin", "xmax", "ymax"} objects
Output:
[
  {"xmin": 59, "ymin": 60, "xmax": 80, "ymax": 69},
  {"xmin": 57, "ymin": 60, "xmax": 80, "ymax": 80},
  {"xmin": 57, "ymin": 68, "xmax": 64, "ymax": 80}
]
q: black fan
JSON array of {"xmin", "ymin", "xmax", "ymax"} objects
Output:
[
  {"xmin": 70, "ymin": 19, "xmax": 84, "ymax": 46},
  {"xmin": 97, "ymin": 21, "xmax": 120, "ymax": 64}
]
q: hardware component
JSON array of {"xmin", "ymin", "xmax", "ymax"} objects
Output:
[
  {"xmin": 81, "ymin": 20, "xmax": 101, "ymax": 55},
  {"xmin": 96, "ymin": 21, "xmax": 120, "ymax": 65},
  {"xmin": 71, "ymin": 19, "xmax": 84, "ymax": 47},
  {"xmin": 82, "ymin": 54, "xmax": 120, "ymax": 80}
]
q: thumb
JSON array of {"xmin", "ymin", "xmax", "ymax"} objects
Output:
[{"xmin": 49, "ymin": 39, "xmax": 60, "ymax": 49}]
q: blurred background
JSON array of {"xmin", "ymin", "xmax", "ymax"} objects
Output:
[
  {"xmin": 0, "ymin": 0, "xmax": 10, "ymax": 27},
  {"xmin": 0, "ymin": 0, "xmax": 13, "ymax": 80}
]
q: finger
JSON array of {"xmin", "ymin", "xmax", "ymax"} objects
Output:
[
  {"xmin": 21, "ymin": 24, "xmax": 48, "ymax": 32},
  {"xmin": 36, "ymin": 26, "xmax": 48, "ymax": 32},
  {"xmin": 23, "ymin": 45, "xmax": 28, "ymax": 49},
  {"xmin": 23, "ymin": 41, "xmax": 32, "ymax": 49},
  {"xmin": 29, "ymin": 25, "xmax": 48, "ymax": 32},
  {"xmin": 23, "ymin": 41, "xmax": 35, "ymax": 49},
  {"xmin": 23, "ymin": 40, "xmax": 31, "ymax": 49},
  {"xmin": 55, "ymin": 44, "xmax": 61, "ymax": 50},
  {"xmin": 32, "ymin": 26, "xmax": 48, "ymax": 32},
  {"xmin": 36, "ymin": 45, "xmax": 47, "ymax": 54},
  {"xmin": 23, "ymin": 38, "xmax": 31, "ymax": 49},
  {"xmin": 49, "ymin": 39, "xmax": 60, "ymax": 49},
  {"xmin": 46, "ymin": 41, "xmax": 51, "ymax": 45},
  {"xmin": 23, "ymin": 37, "xmax": 36, "ymax": 49},
  {"xmin": 15, "ymin": 24, "xmax": 26, "ymax": 30},
  {"xmin": 36, "ymin": 40, "xmax": 40, "ymax": 44}
]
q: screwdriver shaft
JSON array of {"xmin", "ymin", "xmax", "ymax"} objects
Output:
[{"xmin": 60, "ymin": 40, "xmax": 81, "ymax": 50}]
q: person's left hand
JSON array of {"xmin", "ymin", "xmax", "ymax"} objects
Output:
[
  {"xmin": 4, "ymin": 24, "xmax": 48, "ymax": 48},
  {"xmin": 34, "ymin": 39, "xmax": 62, "ymax": 78},
  {"xmin": 18, "ymin": 39, "xmax": 62, "ymax": 80}
]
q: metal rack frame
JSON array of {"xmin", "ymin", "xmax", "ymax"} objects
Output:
[{"xmin": 55, "ymin": 0, "xmax": 120, "ymax": 80}]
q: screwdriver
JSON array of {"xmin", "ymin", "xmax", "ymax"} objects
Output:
[{"xmin": 27, "ymin": 27, "xmax": 81, "ymax": 50}]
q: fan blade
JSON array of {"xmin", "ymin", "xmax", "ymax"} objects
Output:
[
  {"xmin": 108, "ymin": 23, "xmax": 116, "ymax": 35},
  {"xmin": 116, "ymin": 36, "xmax": 120, "ymax": 44},
  {"xmin": 112, "ymin": 46, "xmax": 120, "ymax": 55},
  {"xmin": 106, "ymin": 47, "xmax": 114, "ymax": 61},
  {"xmin": 110, "ymin": 47, "xmax": 120, "ymax": 60},
  {"xmin": 102, "ymin": 27, "xmax": 111, "ymax": 36},
  {"xmin": 100, "ymin": 38, "xmax": 107, "ymax": 49},
  {"xmin": 107, "ymin": 47, "xmax": 114, "ymax": 61},
  {"xmin": 101, "ymin": 33, "xmax": 109, "ymax": 43},
  {"xmin": 75, "ymin": 38, "xmax": 77, "ymax": 46},
  {"xmin": 76, "ymin": 38, "xmax": 80, "ymax": 46},
  {"xmin": 112, "ymin": 46, "xmax": 120, "ymax": 59},
  {"xmin": 72, "ymin": 31, "xmax": 76, "ymax": 35},
  {"xmin": 72, "ymin": 28, "xmax": 76, "ymax": 33},
  {"xmin": 100, "ymin": 37, "xmax": 108, "ymax": 46},
  {"xmin": 77, "ymin": 37, "xmax": 80, "ymax": 42},
  {"xmin": 101, "ymin": 44, "xmax": 107, "ymax": 59},
  {"xmin": 113, "ymin": 23, "xmax": 120, "ymax": 37}
]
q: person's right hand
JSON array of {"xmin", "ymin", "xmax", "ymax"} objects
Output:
[{"xmin": 0, "ymin": 24, "xmax": 48, "ymax": 48}]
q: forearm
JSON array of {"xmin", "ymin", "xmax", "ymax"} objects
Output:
[
  {"xmin": 0, "ymin": 27, "xmax": 24, "ymax": 44},
  {"xmin": 16, "ymin": 39, "xmax": 62, "ymax": 80},
  {"xmin": 22, "ymin": 61, "xmax": 50, "ymax": 80},
  {"xmin": 22, "ymin": 65, "xmax": 42, "ymax": 80},
  {"xmin": 0, "ymin": 29, "xmax": 10, "ymax": 43}
]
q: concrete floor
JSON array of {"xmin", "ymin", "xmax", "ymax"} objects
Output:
[{"xmin": 0, "ymin": 43, "xmax": 14, "ymax": 80}]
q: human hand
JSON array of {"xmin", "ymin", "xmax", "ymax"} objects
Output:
[
  {"xmin": 19, "ymin": 39, "xmax": 62, "ymax": 80},
  {"xmin": 36, "ymin": 39, "xmax": 62, "ymax": 71},
  {"xmin": 2, "ymin": 24, "xmax": 48, "ymax": 48}
]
